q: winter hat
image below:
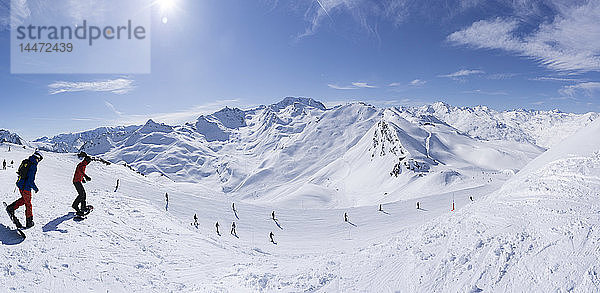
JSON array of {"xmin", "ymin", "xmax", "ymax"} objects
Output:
[
  {"xmin": 33, "ymin": 151, "xmax": 43, "ymax": 161},
  {"xmin": 78, "ymin": 151, "xmax": 88, "ymax": 159}
]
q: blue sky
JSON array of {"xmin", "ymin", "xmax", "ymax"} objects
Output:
[{"xmin": 1, "ymin": 0, "xmax": 599, "ymax": 139}]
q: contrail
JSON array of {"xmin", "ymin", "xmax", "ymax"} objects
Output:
[{"xmin": 315, "ymin": 0, "xmax": 333, "ymax": 21}]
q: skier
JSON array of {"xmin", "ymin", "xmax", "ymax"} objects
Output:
[
  {"xmin": 2, "ymin": 159, "xmax": 6, "ymax": 170},
  {"xmin": 230, "ymin": 221, "xmax": 237, "ymax": 236},
  {"xmin": 416, "ymin": 202, "xmax": 420, "ymax": 209},
  {"xmin": 271, "ymin": 211, "xmax": 276, "ymax": 221},
  {"xmin": 269, "ymin": 232, "xmax": 275, "ymax": 244},
  {"xmin": 215, "ymin": 221, "xmax": 220, "ymax": 235},
  {"xmin": 232, "ymin": 202, "xmax": 236, "ymax": 212},
  {"xmin": 6, "ymin": 151, "xmax": 43, "ymax": 229},
  {"xmin": 165, "ymin": 192, "xmax": 169, "ymax": 203},
  {"xmin": 193, "ymin": 213, "xmax": 198, "ymax": 227},
  {"xmin": 469, "ymin": 196, "xmax": 474, "ymax": 201},
  {"xmin": 114, "ymin": 179, "xmax": 120, "ymax": 192},
  {"xmin": 344, "ymin": 212, "xmax": 348, "ymax": 222},
  {"xmin": 72, "ymin": 153, "xmax": 92, "ymax": 216},
  {"xmin": 378, "ymin": 204, "xmax": 382, "ymax": 212}
]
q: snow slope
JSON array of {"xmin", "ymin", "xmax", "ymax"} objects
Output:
[{"xmin": 1, "ymin": 117, "xmax": 599, "ymax": 291}]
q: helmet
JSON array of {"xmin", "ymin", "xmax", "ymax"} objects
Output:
[{"xmin": 33, "ymin": 151, "xmax": 43, "ymax": 161}]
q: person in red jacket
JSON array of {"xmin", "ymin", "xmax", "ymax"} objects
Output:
[{"xmin": 72, "ymin": 153, "xmax": 92, "ymax": 216}]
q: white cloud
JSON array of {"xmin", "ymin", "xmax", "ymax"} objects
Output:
[
  {"xmin": 104, "ymin": 101, "xmax": 123, "ymax": 116},
  {"xmin": 532, "ymin": 76, "xmax": 583, "ymax": 82},
  {"xmin": 487, "ymin": 73, "xmax": 518, "ymax": 80},
  {"xmin": 327, "ymin": 83, "xmax": 357, "ymax": 90},
  {"xmin": 559, "ymin": 82, "xmax": 600, "ymax": 97},
  {"xmin": 328, "ymin": 82, "xmax": 377, "ymax": 90},
  {"xmin": 352, "ymin": 82, "xmax": 377, "ymax": 88},
  {"xmin": 409, "ymin": 79, "xmax": 426, "ymax": 86},
  {"xmin": 439, "ymin": 69, "xmax": 485, "ymax": 78},
  {"xmin": 48, "ymin": 78, "xmax": 135, "ymax": 95},
  {"xmin": 0, "ymin": 0, "xmax": 30, "ymax": 30},
  {"xmin": 461, "ymin": 89, "xmax": 508, "ymax": 96},
  {"xmin": 448, "ymin": 2, "xmax": 600, "ymax": 72}
]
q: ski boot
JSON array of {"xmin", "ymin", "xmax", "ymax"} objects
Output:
[{"xmin": 25, "ymin": 217, "xmax": 34, "ymax": 229}]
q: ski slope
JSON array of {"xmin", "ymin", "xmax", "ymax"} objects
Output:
[
  {"xmin": 0, "ymin": 144, "xmax": 479, "ymax": 291},
  {"xmin": 1, "ymin": 115, "xmax": 600, "ymax": 292}
]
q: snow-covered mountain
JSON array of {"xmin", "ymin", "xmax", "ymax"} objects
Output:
[
  {"xmin": 403, "ymin": 102, "xmax": 599, "ymax": 148},
  {"xmin": 0, "ymin": 129, "xmax": 26, "ymax": 145},
  {"xmin": 1, "ymin": 109, "xmax": 599, "ymax": 292},
  {"xmin": 25, "ymin": 98, "xmax": 597, "ymax": 209}
]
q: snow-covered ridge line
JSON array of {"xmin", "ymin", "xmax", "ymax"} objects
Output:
[{"xmin": 2, "ymin": 97, "xmax": 595, "ymax": 208}]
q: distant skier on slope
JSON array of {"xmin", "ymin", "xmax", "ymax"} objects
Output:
[
  {"xmin": 231, "ymin": 221, "xmax": 237, "ymax": 236},
  {"xmin": 271, "ymin": 211, "xmax": 276, "ymax": 221},
  {"xmin": 269, "ymin": 232, "xmax": 275, "ymax": 244},
  {"xmin": 469, "ymin": 196, "xmax": 473, "ymax": 201},
  {"xmin": 6, "ymin": 151, "xmax": 43, "ymax": 229},
  {"xmin": 344, "ymin": 212, "xmax": 348, "ymax": 222},
  {"xmin": 193, "ymin": 214, "xmax": 198, "ymax": 228},
  {"xmin": 416, "ymin": 202, "xmax": 420, "ymax": 209},
  {"xmin": 72, "ymin": 152, "xmax": 92, "ymax": 216},
  {"xmin": 165, "ymin": 192, "xmax": 169, "ymax": 203},
  {"xmin": 232, "ymin": 202, "xmax": 236, "ymax": 212},
  {"xmin": 378, "ymin": 204, "xmax": 382, "ymax": 212},
  {"xmin": 114, "ymin": 179, "xmax": 119, "ymax": 192},
  {"xmin": 2, "ymin": 159, "xmax": 6, "ymax": 170},
  {"xmin": 215, "ymin": 221, "xmax": 220, "ymax": 236}
]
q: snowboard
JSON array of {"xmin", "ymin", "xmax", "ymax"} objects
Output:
[
  {"xmin": 74, "ymin": 205, "xmax": 94, "ymax": 221},
  {"xmin": 3, "ymin": 202, "xmax": 26, "ymax": 239}
]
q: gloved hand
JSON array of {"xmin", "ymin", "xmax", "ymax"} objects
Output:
[
  {"xmin": 85, "ymin": 175, "xmax": 91, "ymax": 182},
  {"xmin": 33, "ymin": 187, "xmax": 39, "ymax": 193}
]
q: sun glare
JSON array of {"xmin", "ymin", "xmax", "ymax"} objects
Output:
[{"xmin": 156, "ymin": 0, "xmax": 175, "ymax": 12}]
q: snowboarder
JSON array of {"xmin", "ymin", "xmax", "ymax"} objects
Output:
[
  {"xmin": 269, "ymin": 232, "xmax": 275, "ymax": 244},
  {"xmin": 230, "ymin": 221, "xmax": 237, "ymax": 236},
  {"xmin": 416, "ymin": 202, "xmax": 420, "ymax": 209},
  {"xmin": 2, "ymin": 159, "xmax": 6, "ymax": 170},
  {"xmin": 271, "ymin": 211, "xmax": 276, "ymax": 221},
  {"xmin": 72, "ymin": 153, "xmax": 92, "ymax": 216},
  {"xmin": 215, "ymin": 221, "xmax": 220, "ymax": 235},
  {"xmin": 6, "ymin": 151, "xmax": 43, "ymax": 229},
  {"xmin": 344, "ymin": 212, "xmax": 348, "ymax": 222}
]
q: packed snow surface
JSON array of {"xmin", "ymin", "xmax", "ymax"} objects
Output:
[{"xmin": 1, "ymin": 98, "xmax": 599, "ymax": 292}]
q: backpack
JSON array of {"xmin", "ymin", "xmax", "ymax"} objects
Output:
[{"xmin": 16, "ymin": 159, "xmax": 30, "ymax": 183}]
